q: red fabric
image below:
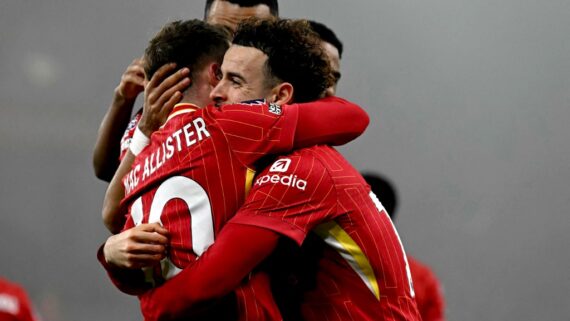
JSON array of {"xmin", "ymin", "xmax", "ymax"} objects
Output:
[
  {"xmin": 232, "ymin": 146, "xmax": 422, "ymax": 321},
  {"xmin": 408, "ymin": 256, "xmax": 446, "ymax": 321},
  {"xmin": 117, "ymin": 97, "xmax": 369, "ymax": 162},
  {"xmin": 139, "ymin": 224, "xmax": 280, "ymax": 321},
  {"xmin": 138, "ymin": 145, "xmax": 421, "ymax": 321},
  {"xmin": 104, "ymin": 98, "xmax": 368, "ymax": 320},
  {"xmin": 294, "ymin": 96, "xmax": 369, "ymax": 148},
  {"xmin": 0, "ymin": 278, "xmax": 36, "ymax": 321}
]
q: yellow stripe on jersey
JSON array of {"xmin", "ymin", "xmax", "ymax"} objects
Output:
[
  {"xmin": 162, "ymin": 103, "xmax": 200, "ymax": 128},
  {"xmin": 314, "ymin": 221, "xmax": 381, "ymax": 300},
  {"xmin": 245, "ymin": 168, "xmax": 256, "ymax": 196}
]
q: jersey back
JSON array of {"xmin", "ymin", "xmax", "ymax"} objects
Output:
[
  {"xmin": 121, "ymin": 102, "xmax": 298, "ymax": 320},
  {"xmin": 233, "ymin": 145, "xmax": 422, "ymax": 321}
]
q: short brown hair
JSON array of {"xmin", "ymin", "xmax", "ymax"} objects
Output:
[
  {"xmin": 232, "ymin": 18, "xmax": 334, "ymax": 103},
  {"xmin": 144, "ymin": 19, "xmax": 230, "ymax": 80}
]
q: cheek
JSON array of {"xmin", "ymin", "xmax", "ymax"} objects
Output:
[{"xmin": 225, "ymin": 88, "xmax": 243, "ymax": 103}]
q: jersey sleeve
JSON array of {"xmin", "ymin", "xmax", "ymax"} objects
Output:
[
  {"xmin": 139, "ymin": 224, "xmax": 281, "ymax": 321},
  {"xmin": 294, "ymin": 96, "xmax": 369, "ymax": 148},
  {"xmin": 230, "ymin": 152, "xmax": 338, "ymax": 246},
  {"xmin": 207, "ymin": 101, "xmax": 300, "ymax": 166},
  {"xmin": 118, "ymin": 109, "xmax": 143, "ymax": 161},
  {"xmin": 96, "ymin": 243, "xmax": 151, "ymax": 296},
  {"xmin": 209, "ymin": 97, "xmax": 369, "ymax": 167}
]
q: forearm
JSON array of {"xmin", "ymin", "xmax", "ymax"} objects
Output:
[
  {"xmin": 294, "ymin": 96, "xmax": 369, "ymax": 147},
  {"xmin": 141, "ymin": 224, "xmax": 280, "ymax": 320},
  {"xmin": 93, "ymin": 90, "xmax": 138, "ymax": 181},
  {"xmin": 102, "ymin": 151, "xmax": 135, "ymax": 233}
]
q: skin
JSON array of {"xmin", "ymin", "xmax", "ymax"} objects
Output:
[
  {"xmin": 321, "ymin": 41, "xmax": 341, "ymax": 97},
  {"xmin": 210, "ymin": 45, "xmax": 293, "ymax": 106},
  {"xmin": 92, "ymin": 0, "xmax": 275, "ymax": 182},
  {"xmin": 102, "ymin": 45, "xmax": 370, "ymax": 317},
  {"xmin": 206, "ymin": 1, "xmax": 273, "ymax": 32},
  {"xmin": 103, "ymin": 45, "xmax": 293, "ymax": 268},
  {"xmin": 92, "ymin": 58, "xmax": 146, "ymax": 181}
]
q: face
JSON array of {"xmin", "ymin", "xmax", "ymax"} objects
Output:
[
  {"xmin": 321, "ymin": 41, "xmax": 341, "ymax": 97},
  {"xmin": 210, "ymin": 45, "xmax": 274, "ymax": 105},
  {"xmin": 210, "ymin": 45, "xmax": 272, "ymax": 105},
  {"xmin": 206, "ymin": 1, "xmax": 273, "ymax": 33}
]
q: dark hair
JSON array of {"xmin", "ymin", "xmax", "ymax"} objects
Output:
[
  {"xmin": 362, "ymin": 173, "xmax": 399, "ymax": 219},
  {"xmin": 204, "ymin": 0, "xmax": 279, "ymax": 19},
  {"xmin": 233, "ymin": 18, "xmax": 334, "ymax": 103},
  {"xmin": 144, "ymin": 19, "xmax": 230, "ymax": 81},
  {"xmin": 308, "ymin": 20, "xmax": 343, "ymax": 59}
]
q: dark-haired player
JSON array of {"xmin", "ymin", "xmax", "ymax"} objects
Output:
[
  {"xmin": 136, "ymin": 18, "xmax": 421, "ymax": 321},
  {"xmin": 308, "ymin": 20, "xmax": 343, "ymax": 97},
  {"xmin": 362, "ymin": 173, "xmax": 447, "ymax": 321},
  {"xmin": 93, "ymin": 0, "xmax": 279, "ymax": 182},
  {"xmin": 98, "ymin": 18, "xmax": 369, "ymax": 320}
]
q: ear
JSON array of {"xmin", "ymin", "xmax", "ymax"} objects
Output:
[
  {"xmin": 208, "ymin": 63, "xmax": 221, "ymax": 87},
  {"xmin": 269, "ymin": 82, "xmax": 294, "ymax": 105}
]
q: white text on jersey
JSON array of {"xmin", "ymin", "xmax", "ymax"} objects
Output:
[
  {"xmin": 254, "ymin": 173, "xmax": 307, "ymax": 191},
  {"xmin": 123, "ymin": 117, "xmax": 211, "ymax": 194}
]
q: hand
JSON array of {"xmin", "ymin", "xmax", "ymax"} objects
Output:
[
  {"xmin": 115, "ymin": 58, "xmax": 146, "ymax": 101},
  {"xmin": 103, "ymin": 223, "xmax": 170, "ymax": 269},
  {"xmin": 138, "ymin": 63, "xmax": 191, "ymax": 136}
]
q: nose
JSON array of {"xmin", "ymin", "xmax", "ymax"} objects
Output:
[{"xmin": 209, "ymin": 82, "xmax": 227, "ymax": 106}]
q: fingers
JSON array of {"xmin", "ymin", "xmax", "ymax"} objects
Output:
[
  {"xmin": 155, "ymin": 69, "xmax": 190, "ymax": 109},
  {"xmin": 117, "ymin": 58, "xmax": 146, "ymax": 99},
  {"xmin": 125, "ymin": 241, "xmax": 167, "ymax": 256},
  {"xmin": 131, "ymin": 223, "xmax": 170, "ymax": 244},
  {"xmin": 146, "ymin": 65, "xmax": 190, "ymax": 104},
  {"xmin": 104, "ymin": 226, "xmax": 169, "ymax": 269},
  {"xmin": 146, "ymin": 63, "xmax": 178, "ymax": 93}
]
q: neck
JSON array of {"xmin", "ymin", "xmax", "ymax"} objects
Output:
[{"xmin": 180, "ymin": 84, "xmax": 210, "ymax": 108}]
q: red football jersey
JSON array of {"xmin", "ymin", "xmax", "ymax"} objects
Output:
[
  {"xmin": 232, "ymin": 145, "xmax": 422, "ymax": 321},
  {"xmin": 116, "ymin": 97, "xmax": 369, "ymax": 320},
  {"xmin": 408, "ymin": 256, "xmax": 446, "ymax": 321},
  {"xmin": 0, "ymin": 278, "xmax": 37, "ymax": 321},
  {"xmin": 121, "ymin": 101, "xmax": 299, "ymax": 320}
]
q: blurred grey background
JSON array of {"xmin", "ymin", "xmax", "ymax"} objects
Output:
[{"xmin": 1, "ymin": 0, "xmax": 569, "ymax": 320}]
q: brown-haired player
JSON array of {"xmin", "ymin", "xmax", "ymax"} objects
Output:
[
  {"xmin": 98, "ymin": 18, "xmax": 369, "ymax": 320},
  {"xmin": 121, "ymin": 19, "xmax": 421, "ymax": 321},
  {"xmin": 93, "ymin": 0, "xmax": 279, "ymax": 182}
]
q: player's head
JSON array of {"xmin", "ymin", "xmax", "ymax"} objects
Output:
[
  {"xmin": 143, "ymin": 19, "xmax": 230, "ymax": 105},
  {"xmin": 204, "ymin": 0, "xmax": 278, "ymax": 32},
  {"xmin": 210, "ymin": 18, "xmax": 334, "ymax": 106},
  {"xmin": 362, "ymin": 173, "xmax": 399, "ymax": 219},
  {"xmin": 308, "ymin": 20, "xmax": 343, "ymax": 97}
]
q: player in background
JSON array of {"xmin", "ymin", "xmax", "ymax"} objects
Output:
[
  {"xmin": 98, "ymin": 18, "xmax": 369, "ymax": 320},
  {"xmin": 310, "ymin": 20, "xmax": 446, "ymax": 320},
  {"xmin": 92, "ymin": 0, "xmax": 279, "ymax": 182},
  {"xmin": 0, "ymin": 278, "xmax": 38, "ymax": 321},
  {"xmin": 362, "ymin": 173, "xmax": 447, "ymax": 321},
  {"xmin": 113, "ymin": 18, "xmax": 420, "ymax": 321},
  {"xmin": 308, "ymin": 20, "xmax": 343, "ymax": 97}
]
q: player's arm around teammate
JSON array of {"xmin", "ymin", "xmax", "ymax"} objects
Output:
[
  {"xmin": 102, "ymin": 64, "xmax": 191, "ymax": 233},
  {"xmin": 93, "ymin": 58, "xmax": 146, "ymax": 182}
]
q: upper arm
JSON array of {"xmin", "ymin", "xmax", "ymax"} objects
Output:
[
  {"xmin": 294, "ymin": 96, "xmax": 369, "ymax": 148},
  {"xmin": 212, "ymin": 103, "xmax": 299, "ymax": 166}
]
